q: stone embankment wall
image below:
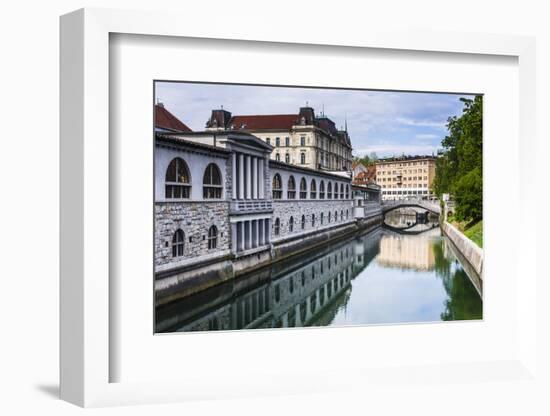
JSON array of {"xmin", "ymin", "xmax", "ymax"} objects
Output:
[
  {"xmin": 156, "ymin": 215, "xmax": 383, "ymax": 306},
  {"xmin": 441, "ymin": 221, "xmax": 483, "ymax": 278}
]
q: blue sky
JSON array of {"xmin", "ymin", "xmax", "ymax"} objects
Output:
[{"xmin": 155, "ymin": 82, "xmax": 476, "ymax": 158}]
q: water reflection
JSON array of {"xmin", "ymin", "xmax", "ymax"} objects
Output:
[
  {"xmin": 384, "ymin": 208, "xmax": 439, "ymax": 233},
  {"xmin": 156, "ymin": 221, "xmax": 482, "ymax": 333}
]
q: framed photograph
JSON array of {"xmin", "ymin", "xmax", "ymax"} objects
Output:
[{"xmin": 60, "ymin": 8, "xmax": 538, "ymax": 408}]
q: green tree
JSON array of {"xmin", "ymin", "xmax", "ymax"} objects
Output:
[{"xmin": 433, "ymin": 96, "xmax": 483, "ymax": 221}]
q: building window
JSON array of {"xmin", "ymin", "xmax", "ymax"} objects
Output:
[
  {"xmin": 340, "ymin": 184, "xmax": 344, "ymax": 199},
  {"xmin": 334, "ymin": 183, "xmax": 339, "ymax": 199},
  {"xmin": 275, "ymin": 137, "xmax": 280, "ymax": 147},
  {"xmin": 312, "ymin": 214, "xmax": 316, "ymax": 227},
  {"xmin": 299, "ymin": 177, "xmax": 307, "ymax": 199},
  {"xmin": 272, "ymin": 174, "xmax": 282, "ymax": 199},
  {"xmin": 345, "ymin": 185, "xmax": 349, "ymax": 199},
  {"xmin": 327, "ymin": 182, "xmax": 332, "ymax": 199},
  {"xmin": 346, "ymin": 209, "xmax": 349, "ymax": 219},
  {"xmin": 165, "ymin": 157, "xmax": 191, "ymax": 199},
  {"xmin": 285, "ymin": 153, "xmax": 290, "ymax": 163},
  {"xmin": 285, "ymin": 137, "xmax": 290, "ymax": 147},
  {"xmin": 172, "ymin": 229, "xmax": 185, "ymax": 257},
  {"xmin": 275, "ymin": 153, "xmax": 280, "ymax": 162},
  {"xmin": 202, "ymin": 163, "xmax": 222, "ymax": 199},
  {"xmin": 328, "ymin": 212, "xmax": 331, "ymax": 223},
  {"xmin": 266, "ymin": 137, "xmax": 271, "ymax": 145},
  {"xmin": 301, "ymin": 215, "xmax": 306, "ymax": 230},
  {"xmin": 300, "ymin": 136, "xmax": 306, "ymax": 146},
  {"xmin": 300, "ymin": 153, "xmax": 306, "ymax": 164},
  {"xmin": 287, "ymin": 175, "xmax": 296, "ymax": 199},
  {"xmin": 310, "ymin": 179, "xmax": 317, "ymax": 199},
  {"xmin": 208, "ymin": 225, "xmax": 218, "ymax": 249},
  {"xmin": 319, "ymin": 180, "xmax": 325, "ymax": 199},
  {"xmin": 321, "ymin": 212, "xmax": 324, "ymax": 225},
  {"xmin": 340, "ymin": 210, "xmax": 344, "ymax": 221},
  {"xmin": 289, "ymin": 216, "xmax": 294, "ymax": 233},
  {"xmin": 274, "ymin": 218, "xmax": 280, "ymax": 236}
]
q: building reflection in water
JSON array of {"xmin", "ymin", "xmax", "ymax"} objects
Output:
[
  {"xmin": 377, "ymin": 230, "xmax": 437, "ymax": 271},
  {"xmin": 156, "ymin": 225, "xmax": 482, "ymax": 333}
]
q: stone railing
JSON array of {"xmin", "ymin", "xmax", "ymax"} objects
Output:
[
  {"xmin": 230, "ymin": 199, "xmax": 273, "ymax": 213},
  {"xmin": 381, "ymin": 198, "xmax": 440, "ymax": 214}
]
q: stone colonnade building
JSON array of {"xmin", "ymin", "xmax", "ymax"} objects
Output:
[
  {"xmin": 156, "ymin": 226, "xmax": 383, "ymax": 332},
  {"xmin": 154, "ymin": 131, "xmax": 381, "ymax": 306}
]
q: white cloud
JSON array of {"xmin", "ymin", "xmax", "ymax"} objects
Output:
[
  {"xmin": 415, "ymin": 133, "xmax": 439, "ymax": 140},
  {"xmin": 396, "ymin": 117, "xmax": 446, "ymax": 129},
  {"xmin": 355, "ymin": 144, "xmax": 439, "ymax": 157}
]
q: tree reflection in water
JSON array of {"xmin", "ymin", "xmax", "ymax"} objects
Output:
[
  {"xmin": 432, "ymin": 238, "xmax": 482, "ymax": 321},
  {"xmin": 156, "ymin": 224, "xmax": 482, "ymax": 333}
]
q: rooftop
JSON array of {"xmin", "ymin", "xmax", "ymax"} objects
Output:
[{"xmin": 155, "ymin": 103, "xmax": 193, "ymax": 133}]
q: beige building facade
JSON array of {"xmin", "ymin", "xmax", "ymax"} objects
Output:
[
  {"xmin": 205, "ymin": 106, "xmax": 353, "ymax": 172},
  {"xmin": 375, "ymin": 156, "xmax": 436, "ymax": 201}
]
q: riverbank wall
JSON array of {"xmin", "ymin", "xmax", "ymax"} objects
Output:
[
  {"xmin": 441, "ymin": 221, "xmax": 483, "ymax": 278},
  {"xmin": 155, "ymin": 213, "xmax": 383, "ymax": 307}
]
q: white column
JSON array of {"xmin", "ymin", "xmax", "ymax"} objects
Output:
[
  {"xmin": 255, "ymin": 219, "xmax": 260, "ymax": 247},
  {"xmin": 246, "ymin": 156, "xmax": 252, "ymax": 199},
  {"xmin": 252, "ymin": 157, "xmax": 258, "ymax": 199},
  {"xmin": 232, "ymin": 153, "xmax": 237, "ymax": 200},
  {"xmin": 238, "ymin": 153, "xmax": 244, "ymax": 200},
  {"xmin": 259, "ymin": 158, "xmax": 265, "ymax": 199},
  {"xmin": 250, "ymin": 220, "xmax": 256, "ymax": 248},
  {"xmin": 231, "ymin": 223, "xmax": 237, "ymax": 252},
  {"xmin": 239, "ymin": 221, "xmax": 245, "ymax": 252},
  {"xmin": 258, "ymin": 219, "xmax": 264, "ymax": 246},
  {"xmin": 245, "ymin": 220, "xmax": 251, "ymax": 250}
]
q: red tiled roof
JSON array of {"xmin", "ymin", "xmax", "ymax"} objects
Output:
[
  {"xmin": 229, "ymin": 114, "xmax": 299, "ymax": 130},
  {"xmin": 155, "ymin": 104, "xmax": 192, "ymax": 132}
]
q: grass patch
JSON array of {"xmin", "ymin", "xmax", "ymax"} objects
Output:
[{"xmin": 448, "ymin": 215, "xmax": 483, "ymax": 248}]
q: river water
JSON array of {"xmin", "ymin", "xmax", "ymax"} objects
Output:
[{"xmin": 156, "ymin": 217, "xmax": 483, "ymax": 333}]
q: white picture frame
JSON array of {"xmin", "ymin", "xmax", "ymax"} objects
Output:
[{"xmin": 60, "ymin": 8, "xmax": 538, "ymax": 408}]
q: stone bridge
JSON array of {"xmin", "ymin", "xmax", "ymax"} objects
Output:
[{"xmin": 381, "ymin": 199, "xmax": 441, "ymax": 216}]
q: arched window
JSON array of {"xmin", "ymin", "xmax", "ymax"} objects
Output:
[
  {"xmin": 203, "ymin": 163, "xmax": 222, "ymax": 199},
  {"xmin": 275, "ymin": 153, "xmax": 280, "ymax": 162},
  {"xmin": 319, "ymin": 180, "xmax": 325, "ymax": 199},
  {"xmin": 299, "ymin": 177, "xmax": 307, "ymax": 199},
  {"xmin": 285, "ymin": 153, "xmax": 290, "ymax": 163},
  {"xmin": 334, "ymin": 210, "xmax": 338, "ymax": 221},
  {"xmin": 289, "ymin": 216, "xmax": 294, "ymax": 233},
  {"xmin": 312, "ymin": 213, "xmax": 316, "ymax": 227},
  {"xmin": 328, "ymin": 211, "xmax": 331, "ymax": 223},
  {"xmin": 300, "ymin": 153, "xmax": 306, "ymax": 164},
  {"xmin": 165, "ymin": 158, "xmax": 191, "ymax": 199},
  {"xmin": 287, "ymin": 176, "xmax": 296, "ymax": 199},
  {"xmin": 310, "ymin": 179, "xmax": 317, "ymax": 199},
  {"xmin": 340, "ymin": 210, "xmax": 344, "ymax": 221},
  {"xmin": 334, "ymin": 183, "xmax": 339, "ymax": 199},
  {"xmin": 340, "ymin": 184, "xmax": 345, "ymax": 199},
  {"xmin": 346, "ymin": 209, "xmax": 349, "ymax": 219},
  {"xmin": 321, "ymin": 212, "xmax": 324, "ymax": 225},
  {"xmin": 274, "ymin": 218, "xmax": 280, "ymax": 236},
  {"xmin": 301, "ymin": 215, "xmax": 306, "ymax": 230},
  {"xmin": 327, "ymin": 182, "xmax": 332, "ymax": 199},
  {"xmin": 172, "ymin": 229, "xmax": 185, "ymax": 257},
  {"xmin": 208, "ymin": 225, "xmax": 218, "ymax": 249},
  {"xmin": 272, "ymin": 174, "xmax": 282, "ymax": 199},
  {"xmin": 345, "ymin": 184, "xmax": 350, "ymax": 199}
]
